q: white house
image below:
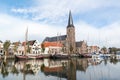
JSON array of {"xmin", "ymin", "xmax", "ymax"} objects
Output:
[
  {"xmin": 27, "ymin": 40, "xmax": 42, "ymax": 54},
  {"xmin": 16, "ymin": 40, "xmax": 42, "ymax": 55},
  {"xmin": 0, "ymin": 40, "xmax": 3, "ymax": 55}
]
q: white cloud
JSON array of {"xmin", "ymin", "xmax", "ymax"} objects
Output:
[
  {"xmin": 1, "ymin": 0, "xmax": 120, "ymax": 48},
  {"xmin": 0, "ymin": 14, "xmax": 65, "ymax": 42},
  {"xmin": 11, "ymin": 0, "xmax": 120, "ymax": 18},
  {"xmin": 10, "ymin": 0, "xmax": 120, "ymax": 29},
  {"xmin": 75, "ymin": 21, "xmax": 120, "ymax": 47},
  {"xmin": 0, "ymin": 14, "xmax": 120, "ymax": 47}
]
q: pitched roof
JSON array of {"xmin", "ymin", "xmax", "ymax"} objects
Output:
[
  {"xmin": 0, "ymin": 40, "xmax": 3, "ymax": 43},
  {"xmin": 76, "ymin": 41, "xmax": 83, "ymax": 47},
  {"xmin": 43, "ymin": 35, "xmax": 67, "ymax": 42},
  {"xmin": 22, "ymin": 40, "xmax": 36, "ymax": 46},
  {"xmin": 28, "ymin": 40, "xmax": 36, "ymax": 45},
  {"xmin": 42, "ymin": 42, "xmax": 63, "ymax": 47},
  {"xmin": 89, "ymin": 46, "xmax": 99, "ymax": 49},
  {"xmin": 67, "ymin": 11, "xmax": 74, "ymax": 28}
]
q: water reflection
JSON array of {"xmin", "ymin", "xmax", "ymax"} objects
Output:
[{"xmin": 0, "ymin": 58, "xmax": 120, "ymax": 80}]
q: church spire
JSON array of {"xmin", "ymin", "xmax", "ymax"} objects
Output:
[{"xmin": 67, "ymin": 10, "xmax": 74, "ymax": 28}]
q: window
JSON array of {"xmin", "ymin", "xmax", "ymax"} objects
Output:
[
  {"xmin": 0, "ymin": 50, "xmax": 2, "ymax": 53},
  {"xmin": 69, "ymin": 29, "xmax": 70, "ymax": 32}
]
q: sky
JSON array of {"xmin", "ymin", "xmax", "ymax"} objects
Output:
[{"xmin": 0, "ymin": 0, "xmax": 120, "ymax": 48}]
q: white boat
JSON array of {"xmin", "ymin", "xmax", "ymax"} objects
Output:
[{"xmin": 92, "ymin": 53, "xmax": 104, "ymax": 60}]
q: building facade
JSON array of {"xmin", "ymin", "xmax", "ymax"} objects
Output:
[
  {"xmin": 43, "ymin": 11, "xmax": 76, "ymax": 54},
  {"xmin": 76, "ymin": 41, "xmax": 88, "ymax": 54},
  {"xmin": 16, "ymin": 40, "xmax": 41, "ymax": 55},
  {"xmin": 0, "ymin": 40, "xmax": 3, "ymax": 55},
  {"xmin": 42, "ymin": 41, "xmax": 63, "ymax": 55},
  {"xmin": 88, "ymin": 46, "xmax": 100, "ymax": 53}
]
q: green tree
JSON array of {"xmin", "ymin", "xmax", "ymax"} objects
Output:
[
  {"xmin": 41, "ymin": 43, "xmax": 45, "ymax": 53},
  {"xmin": 13, "ymin": 45, "xmax": 18, "ymax": 53},
  {"xmin": 109, "ymin": 47, "xmax": 117, "ymax": 54},
  {"xmin": 3, "ymin": 40, "xmax": 11, "ymax": 60},
  {"xmin": 27, "ymin": 45, "xmax": 31, "ymax": 53},
  {"xmin": 11, "ymin": 65, "xmax": 19, "ymax": 74},
  {"xmin": 1, "ymin": 61, "xmax": 9, "ymax": 78},
  {"xmin": 101, "ymin": 46, "xmax": 107, "ymax": 54}
]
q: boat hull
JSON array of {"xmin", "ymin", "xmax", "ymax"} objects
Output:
[
  {"xmin": 15, "ymin": 55, "xmax": 43, "ymax": 60},
  {"xmin": 50, "ymin": 54, "xmax": 70, "ymax": 59},
  {"xmin": 15, "ymin": 55, "xmax": 28, "ymax": 60},
  {"xmin": 28, "ymin": 55, "xmax": 43, "ymax": 59}
]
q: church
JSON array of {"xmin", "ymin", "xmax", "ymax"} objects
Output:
[{"xmin": 43, "ymin": 11, "xmax": 88, "ymax": 54}]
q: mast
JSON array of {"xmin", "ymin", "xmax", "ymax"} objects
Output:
[{"xmin": 24, "ymin": 27, "xmax": 28, "ymax": 55}]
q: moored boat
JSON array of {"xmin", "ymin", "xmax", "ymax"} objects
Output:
[
  {"xmin": 82, "ymin": 53, "xmax": 92, "ymax": 58},
  {"xmin": 15, "ymin": 54, "xmax": 44, "ymax": 60},
  {"xmin": 28, "ymin": 54, "xmax": 43, "ymax": 59},
  {"xmin": 51, "ymin": 53, "xmax": 70, "ymax": 59},
  {"xmin": 15, "ymin": 55, "xmax": 28, "ymax": 60}
]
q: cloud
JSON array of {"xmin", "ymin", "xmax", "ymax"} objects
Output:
[
  {"xmin": 0, "ymin": 13, "xmax": 66, "ymax": 42},
  {"xmin": 0, "ymin": 13, "xmax": 120, "ymax": 47},
  {"xmin": 10, "ymin": 0, "xmax": 120, "ymax": 27},
  {"xmin": 75, "ymin": 21, "xmax": 120, "ymax": 47},
  {"xmin": 1, "ymin": 0, "xmax": 120, "ymax": 48}
]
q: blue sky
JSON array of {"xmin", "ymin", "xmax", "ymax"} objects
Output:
[{"xmin": 0, "ymin": 0, "xmax": 120, "ymax": 47}]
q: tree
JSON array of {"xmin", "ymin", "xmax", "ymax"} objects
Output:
[
  {"xmin": 41, "ymin": 43, "xmax": 45, "ymax": 53},
  {"xmin": 13, "ymin": 45, "xmax": 18, "ymax": 53},
  {"xmin": 1, "ymin": 61, "xmax": 9, "ymax": 78},
  {"xmin": 109, "ymin": 47, "xmax": 117, "ymax": 54},
  {"xmin": 101, "ymin": 46, "xmax": 107, "ymax": 54},
  {"xmin": 13, "ymin": 41, "xmax": 20, "ymax": 53},
  {"xmin": 11, "ymin": 65, "xmax": 19, "ymax": 74},
  {"xmin": 3, "ymin": 40, "xmax": 11, "ymax": 59},
  {"xmin": 27, "ymin": 45, "xmax": 31, "ymax": 53}
]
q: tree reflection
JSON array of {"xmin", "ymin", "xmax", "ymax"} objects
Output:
[
  {"xmin": 11, "ymin": 65, "xmax": 19, "ymax": 75},
  {"xmin": 110, "ymin": 58, "xmax": 118, "ymax": 64},
  {"xmin": 1, "ymin": 61, "xmax": 9, "ymax": 78}
]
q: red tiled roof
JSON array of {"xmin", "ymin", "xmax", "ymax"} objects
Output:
[
  {"xmin": 42, "ymin": 42, "xmax": 63, "ymax": 47},
  {"xmin": 22, "ymin": 42, "xmax": 26, "ymax": 46},
  {"xmin": 90, "ymin": 46, "xmax": 98, "ymax": 48}
]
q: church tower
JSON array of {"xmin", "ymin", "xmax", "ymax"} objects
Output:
[{"xmin": 66, "ymin": 11, "xmax": 76, "ymax": 54}]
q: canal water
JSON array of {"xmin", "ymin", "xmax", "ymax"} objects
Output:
[{"xmin": 0, "ymin": 58, "xmax": 120, "ymax": 80}]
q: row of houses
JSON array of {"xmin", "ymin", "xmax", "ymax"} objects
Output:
[
  {"xmin": 0, "ymin": 40, "xmax": 65, "ymax": 56},
  {"xmin": 0, "ymin": 39, "xmax": 102, "ymax": 56}
]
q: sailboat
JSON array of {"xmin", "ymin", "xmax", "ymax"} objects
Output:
[
  {"xmin": 15, "ymin": 27, "xmax": 29, "ymax": 60},
  {"xmin": 15, "ymin": 27, "xmax": 43, "ymax": 60}
]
